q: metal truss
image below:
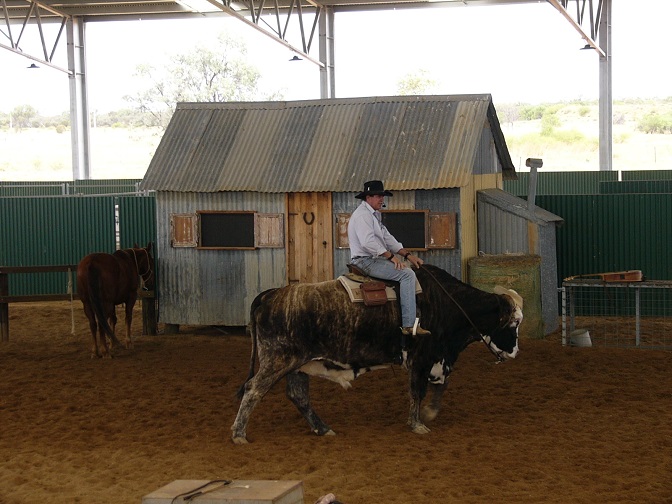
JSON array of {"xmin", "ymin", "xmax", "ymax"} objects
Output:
[
  {"xmin": 203, "ymin": 0, "xmax": 326, "ymax": 66},
  {"xmin": 0, "ymin": 0, "xmax": 72, "ymax": 73},
  {"xmin": 547, "ymin": 0, "xmax": 605, "ymax": 56}
]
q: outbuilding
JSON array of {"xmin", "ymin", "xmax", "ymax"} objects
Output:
[{"xmin": 141, "ymin": 94, "xmax": 553, "ymax": 330}]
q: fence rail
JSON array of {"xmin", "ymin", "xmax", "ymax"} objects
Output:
[
  {"xmin": 561, "ymin": 279, "xmax": 672, "ymax": 350},
  {"xmin": 0, "ymin": 265, "xmax": 156, "ymax": 342}
]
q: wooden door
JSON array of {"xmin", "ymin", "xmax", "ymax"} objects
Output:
[{"xmin": 287, "ymin": 192, "xmax": 333, "ymax": 284}]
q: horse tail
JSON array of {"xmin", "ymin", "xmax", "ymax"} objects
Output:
[
  {"xmin": 88, "ymin": 264, "xmax": 116, "ymax": 340},
  {"xmin": 236, "ymin": 288, "xmax": 278, "ymax": 399}
]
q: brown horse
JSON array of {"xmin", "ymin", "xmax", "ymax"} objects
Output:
[{"xmin": 76, "ymin": 243, "xmax": 155, "ymax": 358}]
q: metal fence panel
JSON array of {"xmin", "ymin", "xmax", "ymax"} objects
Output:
[
  {"xmin": 0, "ymin": 194, "xmax": 156, "ymax": 296},
  {"xmin": 537, "ymin": 194, "xmax": 672, "ymax": 283}
]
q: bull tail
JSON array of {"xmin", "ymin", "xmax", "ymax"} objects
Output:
[
  {"xmin": 88, "ymin": 265, "xmax": 116, "ymax": 341},
  {"xmin": 236, "ymin": 288, "xmax": 278, "ymax": 399}
]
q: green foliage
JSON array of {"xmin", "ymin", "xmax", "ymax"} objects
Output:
[
  {"xmin": 637, "ymin": 112, "xmax": 672, "ymax": 134},
  {"xmin": 519, "ymin": 105, "xmax": 546, "ymax": 120},
  {"xmin": 396, "ymin": 70, "xmax": 438, "ymax": 96},
  {"xmin": 614, "ymin": 132, "xmax": 630, "ymax": 144},
  {"xmin": 551, "ymin": 129, "xmax": 586, "ymax": 143},
  {"xmin": 540, "ymin": 112, "xmax": 561, "ymax": 136},
  {"xmin": 124, "ymin": 32, "xmax": 266, "ymax": 129},
  {"xmin": 506, "ymin": 129, "xmax": 597, "ymax": 155},
  {"xmin": 11, "ymin": 105, "xmax": 38, "ymax": 130},
  {"xmin": 97, "ymin": 109, "xmax": 153, "ymax": 128},
  {"xmin": 578, "ymin": 106, "xmax": 590, "ymax": 117}
]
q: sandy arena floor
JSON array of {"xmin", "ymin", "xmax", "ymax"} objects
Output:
[{"xmin": 0, "ymin": 301, "xmax": 671, "ymax": 504}]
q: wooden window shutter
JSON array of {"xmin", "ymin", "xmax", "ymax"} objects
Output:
[
  {"xmin": 255, "ymin": 213, "xmax": 284, "ymax": 248},
  {"xmin": 170, "ymin": 213, "xmax": 198, "ymax": 248},
  {"xmin": 336, "ymin": 213, "xmax": 350, "ymax": 249},
  {"xmin": 427, "ymin": 212, "xmax": 457, "ymax": 249}
]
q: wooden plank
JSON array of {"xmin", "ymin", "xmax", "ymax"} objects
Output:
[
  {"xmin": 0, "ymin": 294, "xmax": 79, "ymax": 303},
  {"xmin": 0, "ymin": 265, "xmax": 78, "ymax": 274}
]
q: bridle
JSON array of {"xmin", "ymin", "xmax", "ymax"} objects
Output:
[
  {"xmin": 130, "ymin": 248, "xmax": 154, "ymax": 289},
  {"xmin": 418, "ymin": 264, "xmax": 514, "ymax": 363}
]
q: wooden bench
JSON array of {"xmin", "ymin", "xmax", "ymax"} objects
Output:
[{"xmin": 0, "ymin": 265, "xmax": 156, "ymax": 342}]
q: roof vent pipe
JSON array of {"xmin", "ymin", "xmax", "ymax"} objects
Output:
[{"xmin": 525, "ymin": 158, "xmax": 543, "ymax": 212}]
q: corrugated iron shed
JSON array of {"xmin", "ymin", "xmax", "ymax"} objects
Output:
[{"xmin": 140, "ymin": 94, "xmax": 515, "ymax": 193}]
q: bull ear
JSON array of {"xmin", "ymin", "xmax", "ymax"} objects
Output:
[{"xmin": 493, "ymin": 285, "xmax": 524, "ymax": 310}]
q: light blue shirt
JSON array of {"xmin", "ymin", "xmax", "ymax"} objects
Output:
[{"xmin": 348, "ymin": 201, "xmax": 403, "ymax": 259}]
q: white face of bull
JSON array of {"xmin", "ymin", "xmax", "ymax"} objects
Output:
[{"xmin": 482, "ymin": 292, "xmax": 523, "ymax": 361}]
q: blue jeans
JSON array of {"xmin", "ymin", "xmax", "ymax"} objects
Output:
[{"xmin": 351, "ymin": 257, "xmax": 417, "ymax": 327}]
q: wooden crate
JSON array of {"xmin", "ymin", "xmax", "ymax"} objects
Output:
[{"xmin": 142, "ymin": 479, "xmax": 304, "ymax": 504}]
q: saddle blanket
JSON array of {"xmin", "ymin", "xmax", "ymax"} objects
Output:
[{"xmin": 337, "ymin": 275, "xmax": 422, "ymax": 304}]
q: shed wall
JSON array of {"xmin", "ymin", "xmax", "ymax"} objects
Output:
[
  {"xmin": 155, "ymin": 191, "xmax": 286, "ymax": 326},
  {"xmin": 477, "ymin": 197, "xmax": 560, "ymax": 334}
]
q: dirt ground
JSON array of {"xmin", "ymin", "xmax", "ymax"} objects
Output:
[{"xmin": 1, "ymin": 301, "xmax": 671, "ymax": 504}]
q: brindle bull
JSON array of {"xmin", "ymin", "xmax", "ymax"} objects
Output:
[{"xmin": 231, "ymin": 264, "xmax": 522, "ymax": 444}]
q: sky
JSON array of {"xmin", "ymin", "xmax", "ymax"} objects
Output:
[{"xmin": 1, "ymin": 1, "xmax": 671, "ymax": 116}]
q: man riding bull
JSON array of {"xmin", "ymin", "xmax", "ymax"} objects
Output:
[{"xmin": 347, "ymin": 180, "xmax": 431, "ymax": 337}]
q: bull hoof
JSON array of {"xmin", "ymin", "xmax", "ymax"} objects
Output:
[
  {"xmin": 420, "ymin": 406, "xmax": 438, "ymax": 423},
  {"xmin": 231, "ymin": 436, "xmax": 249, "ymax": 445},
  {"xmin": 411, "ymin": 423, "xmax": 431, "ymax": 434}
]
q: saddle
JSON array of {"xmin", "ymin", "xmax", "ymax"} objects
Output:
[{"xmin": 337, "ymin": 264, "xmax": 422, "ymax": 307}]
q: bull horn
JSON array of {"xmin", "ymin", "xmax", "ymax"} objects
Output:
[{"xmin": 493, "ymin": 285, "xmax": 524, "ymax": 310}]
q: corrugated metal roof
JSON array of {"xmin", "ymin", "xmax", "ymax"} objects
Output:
[
  {"xmin": 141, "ymin": 94, "xmax": 516, "ymax": 193},
  {"xmin": 479, "ymin": 188, "xmax": 564, "ymax": 226}
]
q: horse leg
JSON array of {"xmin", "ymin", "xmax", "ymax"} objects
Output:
[
  {"xmin": 82, "ymin": 302, "xmax": 101, "ymax": 358},
  {"xmin": 106, "ymin": 305, "xmax": 124, "ymax": 349},
  {"xmin": 98, "ymin": 321, "xmax": 112, "ymax": 359},
  {"xmin": 286, "ymin": 372, "xmax": 335, "ymax": 437},
  {"xmin": 231, "ymin": 362, "xmax": 295, "ymax": 445},
  {"xmin": 123, "ymin": 300, "xmax": 136, "ymax": 349}
]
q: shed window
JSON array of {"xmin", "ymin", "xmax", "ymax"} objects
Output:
[
  {"xmin": 169, "ymin": 211, "xmax": 284, "ymax": 249},
  {"xmin": 335, "ymin": 211, "xmax": 457, "ymax": 250}
]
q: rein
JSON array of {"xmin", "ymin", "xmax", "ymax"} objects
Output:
[
  {"xmin": 418, "ymin": 264, "xmax": 507, "ymax": 362},
  {"xmin": 129, "ymin": 248, "xmax": 154, "ymax": 288}
]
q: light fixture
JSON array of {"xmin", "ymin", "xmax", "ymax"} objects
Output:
[
  {"xmin": 580, "ymin": 44, "xmax": 592, "ymax": 51},
  {"xmin": 27, "ymin": 63, "xmax": 39, "ymax": 69},
  {"xmin": 289, "ymin": 55, "xmax": 302, "ymax": 62}
]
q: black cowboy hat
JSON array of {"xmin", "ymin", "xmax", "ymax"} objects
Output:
[{"xmin": 354, "ymin": 180, "xmax": 393, "ymax": 199}]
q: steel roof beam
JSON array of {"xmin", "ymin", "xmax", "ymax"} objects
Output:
[
  {"xmin": 547, "ymin": 0, "xmax": 604, "ymax": 56},
  {"xmin": 0, "ymin": 0, "xmax": 72, "ymax": 71}
]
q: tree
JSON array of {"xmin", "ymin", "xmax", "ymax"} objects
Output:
[
  {"xmin": 10, "ymin": 105, "xmax": 38, "ymax": 130},
  {"xmin": 125, "ymin": 32, "xmax": 268, "ymax": 129},
  {"xmin": 396, "ymin": 70, "xmax": 438, "ymax": 96}
]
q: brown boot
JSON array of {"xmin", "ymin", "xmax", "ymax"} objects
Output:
[{"xmin": 401, "ymin": 325, "xmax": 431, "ymax": 337}]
